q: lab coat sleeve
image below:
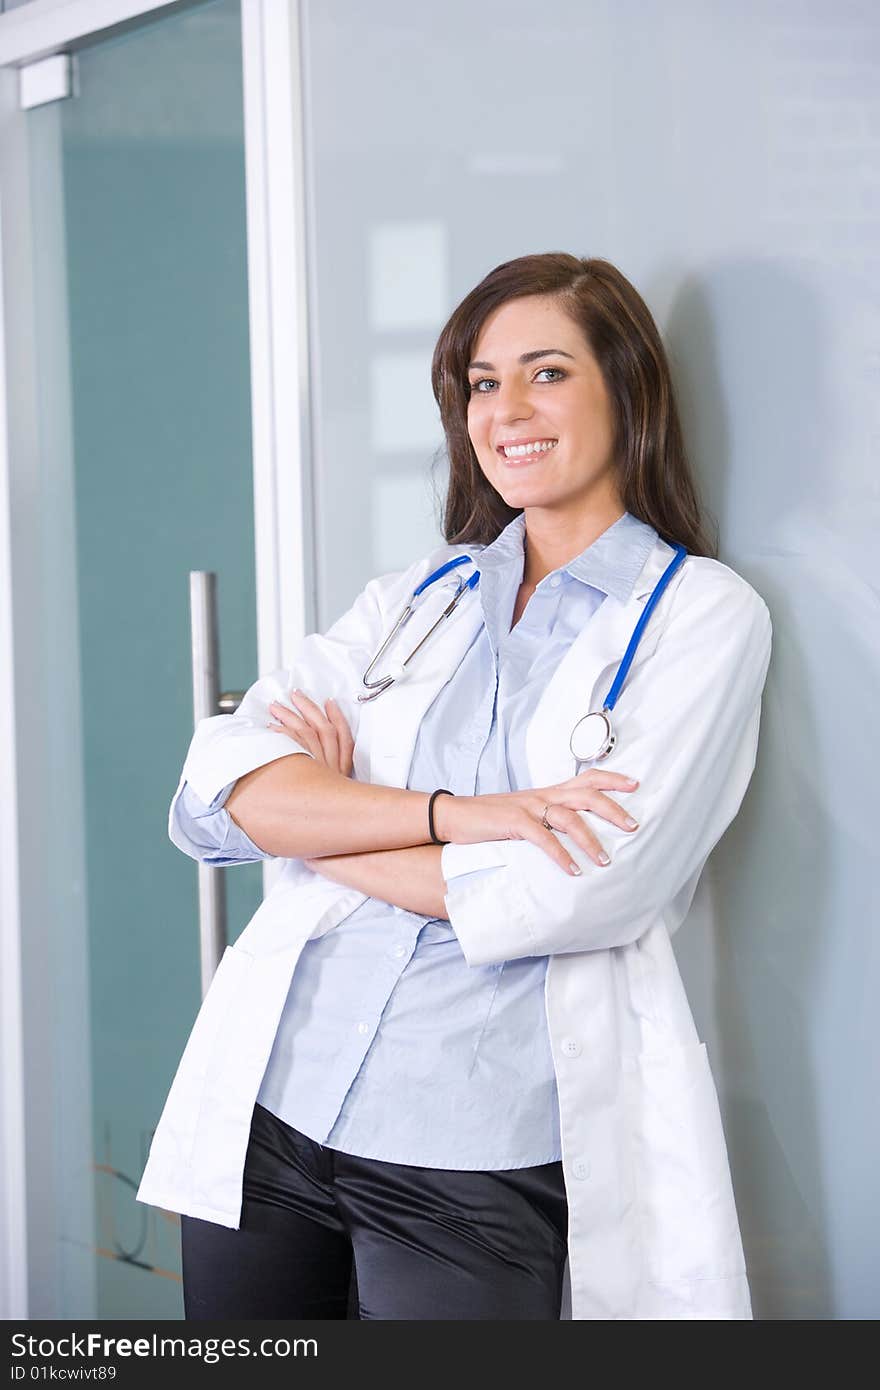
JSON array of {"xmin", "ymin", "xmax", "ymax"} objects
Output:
[
  {"xmin": 167, "ymin": 552, "xmax": 431, "ymax": 831},
  {"xmin": 440, "ymin": 572, "xmax": 773, "ymax": 966}
]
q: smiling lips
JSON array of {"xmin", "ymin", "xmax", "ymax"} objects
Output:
[{"xmin": 497, "ymin": 438, "xmax": 558, "ymax": 462}]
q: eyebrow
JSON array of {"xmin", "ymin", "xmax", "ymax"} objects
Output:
[{"xmin": 467, "ymin": 348, "xmax": 576, "ymax": 371}]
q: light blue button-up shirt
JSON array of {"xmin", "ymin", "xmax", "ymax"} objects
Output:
[{"xmin": 172, "ymin": 510, "xmax": 658, "ymax": 1168}]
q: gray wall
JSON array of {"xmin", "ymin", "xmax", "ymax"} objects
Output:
[{"xmin": 302, "ymin": 0, "xmax": 879, "ymax": 1318}]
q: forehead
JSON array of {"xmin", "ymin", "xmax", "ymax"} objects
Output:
[{"xmin": 471, "ymin": 294, "xmax": 584, "ymax": 358}]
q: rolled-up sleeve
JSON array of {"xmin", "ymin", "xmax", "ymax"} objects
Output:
[
  {"xmin": 169, "ymin": 778, "xmax": 280, "ymax": 865},
  {"xmin": 440, "ymin": 577, "xmax": 772, "ymax": 967}
]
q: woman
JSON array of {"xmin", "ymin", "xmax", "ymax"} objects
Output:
[{"xmin": 136, "ymin": 253, "xmax": 772, "ymax": 1320}]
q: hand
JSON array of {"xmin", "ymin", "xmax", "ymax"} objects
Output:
[
  {"xmin": 432, "ymin": 769, "xmax": 642, "ymax": 876},
  {"xmin": 266, "ymin": 688, "xmax": 355, "ymax": 778}
]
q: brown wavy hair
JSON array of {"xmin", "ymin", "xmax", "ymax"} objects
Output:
[{"xmin": 430, "ymin": 252, "xmax": 717, "ymax": 558}]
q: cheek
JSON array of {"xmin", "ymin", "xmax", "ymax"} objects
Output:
[{"xmin": 466, "ymin": 410, "xmax": 492, "ymax": 452}]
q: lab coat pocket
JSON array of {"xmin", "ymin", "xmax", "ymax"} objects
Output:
[{"xmin": 624, "ymin": 1040, "xmax": 747, "ymax": 1288}]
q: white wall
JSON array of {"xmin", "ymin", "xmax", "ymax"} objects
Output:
[{"xmin": 301, "ymin": 0, "xmax": 879, "ymax": 1318}]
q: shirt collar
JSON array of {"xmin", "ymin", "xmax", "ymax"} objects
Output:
[{"xmin": 476, "ymin": 509, "xmax": 658, "ymax": 604}]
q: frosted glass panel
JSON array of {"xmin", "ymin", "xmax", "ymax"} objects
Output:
[
  {"xmin": 302, "ymin": 0, "xmax": 879, "ymax": 1318},
  {"xmin": 21, "ymin": 0, "xmax": 257, "ymax": 1319}
]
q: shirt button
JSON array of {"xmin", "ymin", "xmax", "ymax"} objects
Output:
[
  {"xmin": 572, "ymin": 1158, "xmax": 591, "ymax": 1180},
  {"xmin": 560, "ymin": 1037, "xmax": 582, "ymax": 1058},
  {"xmin": 356, "ymin": 1021, "xmax": 370, "ymax": 1035},
  {"xmin": 549, "ymin": 573, "xmax": 562, "ymax": 588},
  {"xmin": 393, "ymin": 943, "xmax": 407, "ymax": 958}
]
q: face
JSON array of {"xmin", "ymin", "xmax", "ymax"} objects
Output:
[{"xmin": 466, "ymin": 294, "xmax": 623, "ymax": 522}]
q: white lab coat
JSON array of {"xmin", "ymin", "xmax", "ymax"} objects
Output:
[{"xmin": 136, "ymin": 531, "xmax": 772, "ymax": 1320}]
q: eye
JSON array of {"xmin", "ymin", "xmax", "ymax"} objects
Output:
[{"xmin": 467, "ymin": 366, "xmax": 567, "ymax": 395}]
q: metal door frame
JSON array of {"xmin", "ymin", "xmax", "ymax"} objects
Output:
[{"xmin": 0, "ymin": 0, "xmax": 311, "ymax": 1318}]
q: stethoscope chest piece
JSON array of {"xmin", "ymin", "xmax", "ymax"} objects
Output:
[{"xmin": 570, "ymin": 708, "xmax": 616, "ymax": 764}]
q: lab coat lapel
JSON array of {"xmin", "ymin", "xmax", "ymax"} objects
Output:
[
  {"xmin": 526, "ymin": 537, "xmax": 681, "ymax": 784},
  {"xmin": 358, "ymin": 577, "xmax": 486, "ymax": 787},
  {"xmin": 361, "ymin": 536, "xmax": 682, "ymax": 790}
]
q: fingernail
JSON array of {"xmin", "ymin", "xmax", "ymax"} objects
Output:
[
  {"xmin": 569, "ymin": 862, "xmax": 582, "ymax": 876},
  {"xmin": 625, "ymin": 777, "xmax": 639, "ymax": 785},
  {"xmin": 598, "ymin": 851, "xmax": 611, "ymax": 865},
  {"xmin": 624, "ymin": 816, "xmax": 639, "ymax": 829}
]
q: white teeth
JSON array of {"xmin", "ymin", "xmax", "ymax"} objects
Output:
[{"xmin": 501, "ymin": 439, "xmax": 558, "ymax": 459}]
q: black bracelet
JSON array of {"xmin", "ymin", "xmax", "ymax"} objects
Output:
[{"xmin": 428, "ymin": 788, "xmax": 454, "ymax": 845}]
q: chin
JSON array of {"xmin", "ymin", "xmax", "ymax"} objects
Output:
[{"xmin": 494, "ymin": 480, "xmax": 555, "ymax": 508}]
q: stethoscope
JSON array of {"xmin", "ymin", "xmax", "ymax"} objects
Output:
[{"xmin": 357, "ymin": 543, "xmax": 688, "ymax": 768}]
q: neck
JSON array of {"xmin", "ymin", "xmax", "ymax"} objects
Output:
[{"xmin": 521, "ymin": 499, "xmax": 627, "ymax": 588}]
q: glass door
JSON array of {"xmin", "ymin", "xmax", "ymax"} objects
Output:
[{"xmin": 12, "ymin": 0, "xmax": 261, "ymax": 1319}]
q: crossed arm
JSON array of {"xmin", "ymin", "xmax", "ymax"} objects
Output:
[
  {"xmin": 224, "ymin": 684, "xmax": 611, "ymax": 920},
  {"xmin": 224, "ymin": 687, "xmax": 451, "ymax": 917},
  {"xmin": 304, "ymin": 842, "xmax": 449, "ymax": 919},
  {"xmin": 217, "ymin": 579, "xmax": 773, "ymax": 968}
]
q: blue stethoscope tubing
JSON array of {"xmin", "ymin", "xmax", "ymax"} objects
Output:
[
  {"xmin": 568, "ymin": 540, "xmax": 687, "ymax": 767},
  {"xmin": 357, "ymin": 543, "xmax": 688, "ymax": 769}
]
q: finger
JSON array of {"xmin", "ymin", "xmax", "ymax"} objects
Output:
[
  {"xmin": 560, "ymin": 770, "xmax": 639, "ymax": 790},
  {"xmin": 268, "ymin": 699, "xmax": 309, "ymax": 726},
  {"xmin": 288, "ymin": 690, "xmax": 341, "ymax": 766},
  {"xmin": 540, "ymin": 804, "xmax": 612, "ymax": 866},
  {"xmin": 310, "ymin": 709, "xmax": 341, "ymax": 768},
  {"xmin": 289, "ymin": 688, "xmax": 334, "ymax": 730},
  {"xmin": 267, "ymin": 703, "xmax": 319, "ymax": 750},
  {"xmin": 510, "ymin": 808, "xmax": 586, "ymax": 877},
  {"xmin": 319, "ymin": 699, "xmax": 348, "ymax": 772},
  {"xmin": 275, "ymin": 704, "xmax": 322, "ymax": 747},
  {"xmin": 269, "ymin": 722, "xmax": 318, "ymax": 752},
  {"xmin": 563, "ymin": 789, "xmax": 639, "ymax": 832},
  {"xmin": 325, "ymin": 699, "xmax": 355, "ymax": 774},
  {"xmin": 324, "ymin": 696, "xmax": 355, "ymax": 744}
]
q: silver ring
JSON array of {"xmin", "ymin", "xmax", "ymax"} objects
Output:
[{"xmin": 541, "ymin": 802, "xmax": 555, "ymax": 830}]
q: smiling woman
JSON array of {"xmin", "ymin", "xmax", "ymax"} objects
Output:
[
  {"xmin": 465, "ymin": 297, "xmax": 624, "ymax": 585},
  {"xmin": 138, "ymin": 251, "xmax": 769, "ymax": 1321},
  {"xmin": 434, "ymin": 253, "xmax": 715, "ymax": 570}
]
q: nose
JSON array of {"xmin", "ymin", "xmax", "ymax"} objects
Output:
[{"xmin": 494, "ymin": 377, "xmax": 534, "ymax": 423}]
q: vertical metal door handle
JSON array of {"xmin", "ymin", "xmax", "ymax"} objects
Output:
[{"xmin": 189, "ymin": 571, "xmax": 230, "ymax": 1000}]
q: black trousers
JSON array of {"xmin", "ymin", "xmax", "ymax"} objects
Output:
[{"xmin": 181, "ymin": 1102, "xmax": 569, "ymax": 1320}]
